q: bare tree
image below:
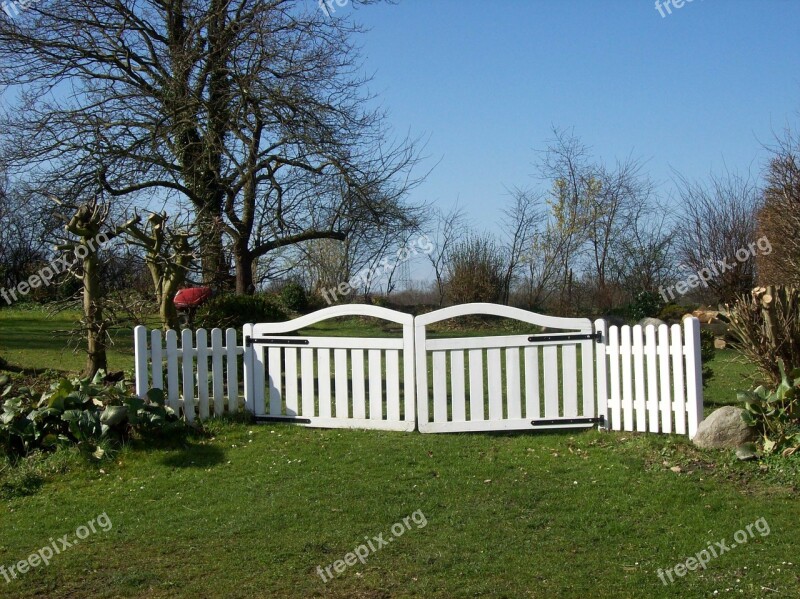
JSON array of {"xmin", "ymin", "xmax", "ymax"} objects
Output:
[
  {"xmin": 674, "ymin": 171, "xmax": 760, "ymax": 303},
  {"xmin": 0, "ymin": 0, "xmax": 423, "ymax": 292},
  {"xmin": 499, "ymin": 188, "xmax": 541, "ymax": 305},
  {"xmin": 758, "ymin": 127, "xmax": 800, "ymax": 287},
  {"xmin": 425, "ymin": 206, "xmax": 468, "ymax": 306}
]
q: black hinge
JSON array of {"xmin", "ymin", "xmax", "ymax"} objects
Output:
[
  {"xmin": 531, "ymin": 416, "xmax": 605, "ymax": 427},
  {"xmin": 245, "ymin": 337, "xmax": 310, "ymax": 347},
  {"xmin": 527, "ymin": 332, "xmax": 602, "ymax": 343}
]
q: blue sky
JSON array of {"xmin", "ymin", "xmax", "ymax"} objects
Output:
[{"xmin": 345, "ymin": 0, "xmax": 800, "ymax": 233}]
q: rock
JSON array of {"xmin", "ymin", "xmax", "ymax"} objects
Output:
[
  {"xmin": 638, "ymin": 317, "xmax": 666, "ymax": 329},
  {"xmin": 735, "ymin": 443, "xmax": 758, "ymax": 461},
  {"xmin": 602, "ymin": 315, "xmax": 627, "ymax": 328},
  {"xmin": 714, "ymin": 337, "xmax": 727, "ymax": 349},
  {"xmin": 692, "ymin": 406, "xmax": 756, "ymax": 449}
]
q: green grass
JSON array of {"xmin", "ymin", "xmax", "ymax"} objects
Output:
[
  {"xmin": 1, "ymin": 306, "xmax": 797, "ymax": 598},
  {"xmin": 0, "ymin": 306, "xmax": 136, "ymax": 375}
]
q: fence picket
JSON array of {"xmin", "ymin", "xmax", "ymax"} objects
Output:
[
  {"xmin": 450, "ymin": 350, "xmax": 466, "ymax": 422},
  {"xmin": 318, "ymin": 349, "xmax": 332, "ymax": 418},
  {"xmin": 469, "ymin": 349, "xmax": 484, "ymax": 421},
  {"xmin": 210, "ymin": 329, "xmax": 224, "ymax": 416},
  {"xmin": 334, "ymin": 349, "xmax": 349, "ymax": 418},
  {"xmin": 433, "ymin": 351, "xmax": 448, "ymax": 422},
  {"xmin": 607, "ymin": 325, "xmax": 621, "ymax": 430},
  {"xmin": 620, "ymin": 326, "xmax": 633, "ymax": 431},
  {"xmin": 524, "ymin": 346, "xmax": 540, "ymax": 419},
  {"xmin": 150, "ymin": 329, "xmax": 163, "ymax": 393},
  {"xmin": 301, "ymin": 347, "xmax": 315, "ymax": 417},
  {"xmin": 368, "ymin": 349, "xmax": 382, "ymax": 420},
  {"xmin": 561, "ymin": 344, "xmax": 578, "ymax": 418},
  {"xmin": 543, "ymin": 346, "xmax": 559, "ymax": 418},
  {"xmin": 487, "ymin": 349, "xmax": 503, "ymax": 420},
  {"xmin": 671, "ymin": 324, "xmax": 687, "ymax": 435},
  {"xmin": 352, "ymin": 349, "xmax": 366, "ymax": 420},
  {"xmin": 165, "ymin": 329, "xmax": 180, "ymax": 412},
  {"xmin": 386, "ymin": 350, "xmax": 400, "ymax": 421},
  {"xmin": 505, "ymin": 348, "xmax": 521, "ymax": 419},
  {"xmin": 632, "ymin": 326, "xmax": 646, "ymax": 432},
  {"xmin": 226, "ymin": 328, "xmax": 239, "ymax": 413},
  {"xmin": 181, "ymin": 328, "xmax": 195, "ymax": 422},
  {"xmin": 645, "ymin": 325, "xmax": 659, "ymax": 433}
]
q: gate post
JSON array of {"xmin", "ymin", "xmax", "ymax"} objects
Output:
[
  {"xmin": 684, "ymin": 317, "xmax": 704, "ymax": 439},
  {"xmin": 242, "ymin": 323, "xmax": 255, "ymax": 414},
  {"xmin": 593, "ymin": 319, "xmax": 609, "ymax": 430}
]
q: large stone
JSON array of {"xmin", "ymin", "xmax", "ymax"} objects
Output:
[
  {"xmin": 638, "ymin": 317, "xmax": 666, "ymax": 329},
  {"xmin": 692, "ymin": 406, "xmax": 756, "ymax": 449}
]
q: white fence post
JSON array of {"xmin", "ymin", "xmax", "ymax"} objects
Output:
[
  {"xmin": 134, "ymin": 325, "xmax": 148, "ymax": 397},
  {"xmin": 593, "ymin": 319, "xmax": 608, "ymax": 428},
  {"xmin": 242, "ymin": 323, "xmax": 255, "ymax": 414},
  {"xmin": 684, "ymin": 317, "xmax": 704, "ymax": 438}
]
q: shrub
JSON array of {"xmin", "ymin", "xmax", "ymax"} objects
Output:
[
  {"xmin": 628, "ymin": 291, "xmax": 664, "ymax": 321},
  {"xmin": 658, "ymin": 303, "xmax": 690, "ymax": 322},
  {"xmin": 444, "ymin": 234, "xmax": 507, "ymax": 304},
  {"xmin": 195, "ymin": 293, "xmax": 286, "ymax": 329},
  {"xmin": 725, "ymin": 285, "xmax": 800, "ymax": 386},
  {"xmin": 738, "ymin": 359, "xmax": 800, "ymax": 456},
  {"xmin": 278, "ymin": 281, "xmax": 308, "ymax": 313},
  {"xmin": 0, "ymin": 372, "xmax": 182, "ymax": 460}
]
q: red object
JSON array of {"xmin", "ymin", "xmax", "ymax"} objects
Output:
[{"xmin": 174, "ymin": 287, "xmax": 213, "ymax": 309}]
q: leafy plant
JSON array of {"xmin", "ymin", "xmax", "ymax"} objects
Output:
[
  {"xmin": 738, "ymin": 359, "xmax": 800, "ymax": 456},
  {"xmin": 0, "ymin": 371, "xmax": 181, "ymax": 460}
]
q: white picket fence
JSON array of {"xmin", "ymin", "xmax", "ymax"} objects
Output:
[
  {"xmin": 134, "ymin": 327, "xmax": 244, "ymax": 422},
  {"xmin": 133, "ymin": 304, "xmax": 704, "ymax": 437},
  {"xmin": 594, "ymin": 318, "xmax": 703, "ymax": 437}
]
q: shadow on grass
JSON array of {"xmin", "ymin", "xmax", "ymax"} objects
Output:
[{"xmin": 159, "ymin": 444, "xmax": 227, "ymax": 469}]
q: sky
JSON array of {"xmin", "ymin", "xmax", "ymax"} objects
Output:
[{"xmin": 337, "ymin": 0, "xmax": 800, "ymax": 236}]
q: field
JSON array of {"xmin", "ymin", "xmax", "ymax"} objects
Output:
[{"xmin": 0, "ymin": 306, "xmax": 798, "ymax": 598}]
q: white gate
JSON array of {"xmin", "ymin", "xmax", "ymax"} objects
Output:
[
  {"xmin": 415, "ymin": 303, "xmax": 600, "ymax": 433},
  {"xmin": 243, "ymin": 305, "xmax": 416, "ymax": 431}
]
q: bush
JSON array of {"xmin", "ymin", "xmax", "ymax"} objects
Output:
[
  {"xmin": 658, "ymin": 303, "xmax": 690, "ymax": 322},
  {"xmin": 738, "ymin": 359, "xmax": 800, "ymax": 456},
  {"xmin": 278, "ymin": 281, "xmax": 308, "ymax": 313},
  {"xmin": 444, "ymin": 234, "xmax": 506, "ymax": 304},
  {"xmin": 0, "ymin": 372, "xmax": 182, "ymax": 460},
  {"xmin": 195, "ymin": 293, "xmax": 286, "ymax": 329},
  {"xmin": 725, "ymin": 285, "xmax": 800, "ymax": 386},
  {"xmin": 628, "ymin": 291, "xmax": 664, "ymax": 321}
]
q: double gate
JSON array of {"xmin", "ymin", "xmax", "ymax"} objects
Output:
[{"xmin": 243, "ymin": 303, "xmax": 614, "ymax": 434}]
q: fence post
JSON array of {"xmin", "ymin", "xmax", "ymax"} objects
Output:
[
  {"xmin": 134, "ymin": 325, "xmax": 149, "ymax": 397},
  {"xmin": 593, "ymin": 319, "xmax": 608, "ymax": 429},
  {"xmin": 684, "ymin": 316, "xmax": 704, "ymax": 438},
  {"xmin": 242, "ymin": 323, "xmax": 255, "ymax": 414}
]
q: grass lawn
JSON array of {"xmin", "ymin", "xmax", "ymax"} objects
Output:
[{"xmin": 1, "ymin": 306, "xmax": 798, "ymax": 598}]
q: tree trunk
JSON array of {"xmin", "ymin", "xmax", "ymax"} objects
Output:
[
  {"xmin": 82, "ymin": 245, "xmax": 107, "ymax": 378},
  {"xmin": 234, "ymin": 243, "xmax": 255, "ymax": 295}
]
